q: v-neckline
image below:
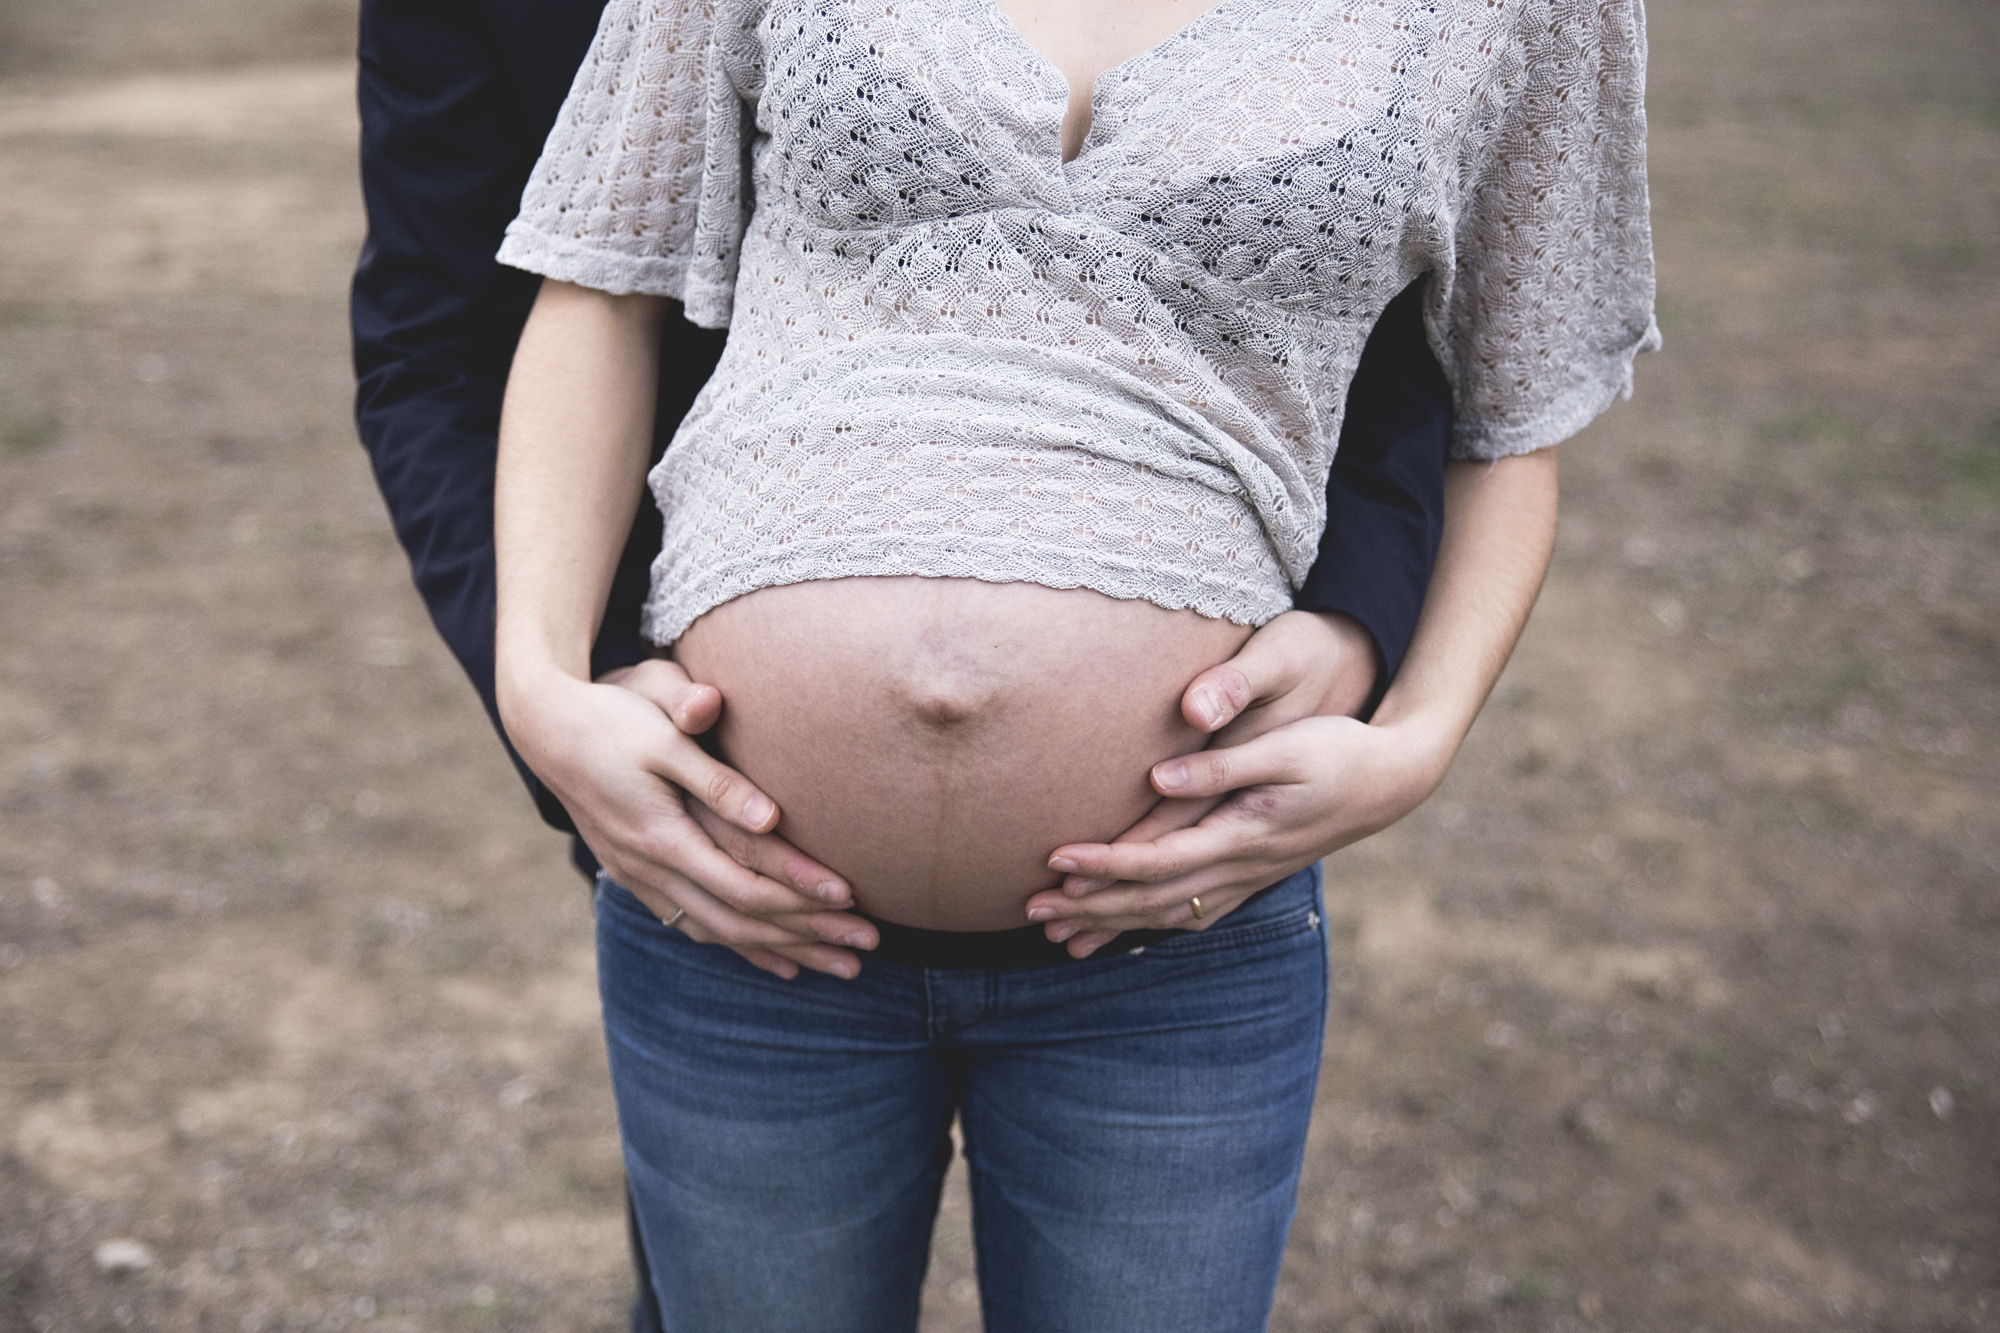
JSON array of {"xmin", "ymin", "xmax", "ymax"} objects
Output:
[{"xmin": 972, "ymin": 0, "xmax": 1243, "ymax": 165}]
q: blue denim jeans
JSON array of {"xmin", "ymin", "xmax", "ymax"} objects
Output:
[{"xmin": 597, "ymin": 864, "xmax": 1328, "ymax": 1333}]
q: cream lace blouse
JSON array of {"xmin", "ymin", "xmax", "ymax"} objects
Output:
[{"xmin": 499, "ymin": 0, "xmax": 1660, "ymax": 643}]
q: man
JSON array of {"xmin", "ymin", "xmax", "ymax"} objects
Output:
[{"xmin": 353, "ymin": 0, "xmax": 1451, "ymax": 1322}]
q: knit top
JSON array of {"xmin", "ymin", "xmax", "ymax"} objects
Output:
[{"xmin": 498, "ymin": 0, "xmax": 1660, "ymax": 644}]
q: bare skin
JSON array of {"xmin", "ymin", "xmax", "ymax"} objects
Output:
[
  {"xmin": 671, "ymin": 577, "xmax": 1252, "ymax": 931},
  {"xmin": 994, "ymin": 0, "xmax": 1232, "ymax": 162},
  {"xmin": 495, "ymin": 282, "xmax": 1385, "ymax": 972},
  {"xmin": 1030, "ymin": 451, "xmax": 1560, "ymax": 954},
  {"xmin": 498, "ymin": 281, "xmax": 1557, "ymax": 974}
]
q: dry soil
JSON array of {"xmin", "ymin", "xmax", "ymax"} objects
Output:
[{"xmin": 1, "ymin": 1, "xmax": 1995, "ymax": 1330}]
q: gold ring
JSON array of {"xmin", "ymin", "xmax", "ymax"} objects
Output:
[{"xmin": 1189, "ymin": 896, "xmax": 1204, "ymax": 920}]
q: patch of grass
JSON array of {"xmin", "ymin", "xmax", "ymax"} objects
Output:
[
  {"xmin": 1947, "ymin": 415, "xmax": 2000, "ymax": 494},
  {"xmin": 0, "ymin": 300, "xmax": 53, "ymax": 327},
  {"xmin": 1497, "ymin": 1268, "xmax": 1555, "ymax": 1308},
  {"xmin": 1905, "ymin": 416, "xmax": 2000, "ymax": 535},
  {"xmin": 4, "ymin": 414, "xmax": 60, "ymax": 455},
  {"xmin": 1748, "ymin": 405, "xmax": 1874, "ymax": 501},
  {"xmin": 1684, "ymin": 1040, "xmax": 1728, "ymax": 1076},
  {"xmin": 1756, "ymin": 405, "xmax": 1861, "ymax": 454},
  {"xmin": 1898, "ymin": 235, "xmax": 1993, "ymax": 277},
  {"xmin": 1815, "ymin": 652, "xmax": 1876, "ymax": 722}
]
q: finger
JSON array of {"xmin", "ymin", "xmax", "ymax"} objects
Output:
[
  {"xmin": 1179, "ymin": 660, "xmax": 1258, "ymax": 733},
  {"xmin": 673, "ymin": 910, "xmax": 862, "ymax": 981},
  {"xmin": 1063, "ymin": 928, "xmax": 1120, "ymax": 959},
  {"xmin": 1047, "ymin": 874, "xmax": 1273, "ymax": 935},
  {"xmin": 1045, "ymin": 815, "xmax": 1264, "ymax": 890},
  {"xmin": 768, "ymin": 942, "xmax": 865, "ymax": 980},
  {"xmin": 606, "ymin": 821, "xmax": 870, "ymax": 952},
  {"xmin": 1055, "ymin": 794, "xmax": 1224, "ymax": 895},
  {"xmin": 608, "ymin": 657, "xmax": 725, "ymax": 735},
  {"xmin": 645, "ymin": 731, "xmax": 781, "ymax": 834},
  {"xmin": 1041, "ymin": 874, "xmax": 1231, "ymax": 924},
  {"xmin": 1146, "ymin": 729, "xmax": 1306, "ymax": 802},
  {"xmin": 685, "ymin": 799, "xmax": 854, "ymax": 909},
  {"xmin": 1179, "ymin": 618, "xmax": 1314, "ymax": 731},
  {"xmin": 1103, "ymin": 794, "xmax": 1223, "ymax": 848},
  {"xmin": 624, "ymin": 819, "xmax": 828, "ymax": 920},
  {"xmin": 675, "ymin": 913, "xmax": 796, "ymax": 979},
  {"xmin": 662, "ymin": 866, "xmax": 861, "ymax": 953},
  {"xmin": 1038, "ymin": 872, "xmax": 1211, "ymax": 922}
]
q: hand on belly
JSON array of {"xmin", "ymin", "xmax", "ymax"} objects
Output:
[{"xmin": 670, "ymin": 577, "xmax": 1253, "ymax": 931}]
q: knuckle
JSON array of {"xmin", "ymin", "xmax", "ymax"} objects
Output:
[
  {"xmin": 1189, "ymin": 751, "xmax": 1230, "ymax": 791},
  {"xmin": 700, "ymin": 766, "xmax": 738, "ymax": 814},
  {"xmin": 640, "ymin": 827, "xmax": 693, "ymax": 869},
  {"xmin": 1235, "ymin": 787, "xmax": 1285, "ymax": 821},
  {"xmin": 706, "ymin": 816, "xmax": 752, "ymax": 859}
]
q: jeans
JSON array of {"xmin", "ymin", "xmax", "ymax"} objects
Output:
[{"xmin": 597, "ymin": 864, "xmax": 1329, "ymax": 1333}]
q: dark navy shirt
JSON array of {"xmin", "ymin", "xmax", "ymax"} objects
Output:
[{"xmin": 350, "ymin": 0, "xmax": 1450, "ymax": 847}]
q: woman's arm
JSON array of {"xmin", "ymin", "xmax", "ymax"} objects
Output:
[
  {"xmin": 496, "ymin": 280, "xmax": 875, "ymax": 978},
  {"xmin": 1025, "ymin": 449, "xmax": 1559, "ymax": 950}
]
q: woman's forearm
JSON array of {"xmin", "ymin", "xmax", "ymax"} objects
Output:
[
  {"xmin": 495, "ymin": 281, "xmax": 668, "ymax": 703},
  {"xmin": 1370, "ymin": 449, "xmax": 1560, "ymax": 781},
  {"xmin": 493, "ymin": 284, "xmax": 874, "ymax": 980}
]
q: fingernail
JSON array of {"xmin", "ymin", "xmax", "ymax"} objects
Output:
[
  {"xmin": 1075, "ymin": 943, "xmax": 1100, "ymax": 959},
  {"xmin": 1050, "ymin": 925, "xmax": 1075, "ymax": 943},
  {"xmin": 1027, "ymin": 906, "xmax": 1053, "ymax": 922},
  {"xmin": 842, "ymin": 932, "xmax": 873, "ymax": 949},
  {"xmin": 743, "ymin": 794, "xmax": 776, "ymax": 827},
  {"xmin": 1154, "ymin": 761, "xmax": 1189, "ymax": 792},
  {"xmin": 815, "ymin": 879, "xmax": 848, "ymax": 903},
  {"xmin": 1192, "ymin": 686, "xmax": 1222, "ymax": 729},
  {"xmin": 1065, "ymin": 879, "xmax": 1101, "ymax": 897},
  {"xmin": 1048, "ymin": 856, "xmax": 1079, "ymax": 874}
]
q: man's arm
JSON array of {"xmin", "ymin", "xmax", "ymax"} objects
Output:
[
  {"xmin": 352, "ymin": 0, "xmax": 612, "ymax": 829},
  {"xmin": 353, "ymin": 0, "xmax": 866, "ymax": 978},
  {"xmin": 1292, "ymin": 277, "xmax": 1450, "ymax": 715}
]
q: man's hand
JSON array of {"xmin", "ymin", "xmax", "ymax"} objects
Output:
[
  {"xmin": 513, "ymin": 657, "xmax": 877, "ymax": 981},
  {"xmin": 1024, "ymin": 611, "xmax": 1421, "ymax": 956},
  {"xmin": 1028, "ymin": 452, "xmax": 1561, "ymax": 956}
]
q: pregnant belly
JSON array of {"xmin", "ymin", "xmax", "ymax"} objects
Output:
[{"xmin": 671, "ymin": 577, "xmax": 1253, "ymax": 932}]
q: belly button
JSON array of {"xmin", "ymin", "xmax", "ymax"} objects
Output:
[{"xmin": 898, "ymin": 675, "xmax": 998, "ymax": 728}]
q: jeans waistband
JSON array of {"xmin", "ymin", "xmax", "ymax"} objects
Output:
[{"xmin": 857, "ymin": 874, "xmax": 1298, "ymax": 971}]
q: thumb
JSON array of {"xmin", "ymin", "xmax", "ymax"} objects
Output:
[
  {"xmin": 1180, "ymin": 624, "xmax": 1309, "ymax": 732},
  {"xmin": 1149, "ymin": 727, "xmax": 1306, "ymax": 800},
  {"xmin": 603, "ymin": 658, "xmax": 722, "ymax": 735}
]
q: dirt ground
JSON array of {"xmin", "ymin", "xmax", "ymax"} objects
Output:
[{"xmin": 0, "ymin": 0, "xmax": 1994, "ymax": 1329}]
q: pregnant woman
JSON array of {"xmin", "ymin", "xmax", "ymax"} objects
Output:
[{"xmin": 493, "ymin": 0, "xmax": 1657, "ymax": 1326}]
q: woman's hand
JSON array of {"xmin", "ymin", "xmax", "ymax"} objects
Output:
[
  {"xmin": 1027, "ymin": 452, "xmax": 1561, "ymax": 956},
  {"xmin": 508, "ymin": 658, "xmax": 877, "ymax": 981},
  {"xmin": 1023, "ymin": 612, "xmax": 1443, "ymax": 956},
  {"xmin": 494, "ymin": 282, "xmax": 875, "ymax": 981}
]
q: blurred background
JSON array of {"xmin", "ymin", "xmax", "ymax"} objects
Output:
[{"xmin": 0, "ymin": 0, "xmax": 1994, "ymax": 1329}]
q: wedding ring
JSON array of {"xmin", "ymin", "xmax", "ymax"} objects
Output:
[
  {"xmin": 664, "ymin": 907, "xmax": 687, "ymax": 929},
  {"xmin": 1189, "ymin": 896, "xmax": 1204, "ymax": 921}
]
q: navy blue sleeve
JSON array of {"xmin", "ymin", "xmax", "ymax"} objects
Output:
[
  {"xmin": 351, "ymin": 0, "xmax": 725, "ymax": 834},
  {"xmin": 1293, "ymin": 278, "xmax": 1450, "ymax": 713}
]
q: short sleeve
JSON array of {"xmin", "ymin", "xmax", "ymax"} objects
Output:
[
  {"xmin": 1430, "ymin": 0, "xmax": 1661, "ymax": 460},
  {"xmin": 496, "ymin": 0, "xmax": 755, "ymax": 328}
]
